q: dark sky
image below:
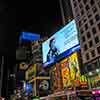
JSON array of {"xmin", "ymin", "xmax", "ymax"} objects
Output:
[{"xmin": 16, "ymin": 0, "xmax": 62, "ymax": 36}]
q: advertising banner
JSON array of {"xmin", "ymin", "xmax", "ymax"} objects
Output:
[
  {"xmin": 60, "ymin": 52, "xmax": 80, "ymax": 88},
  {"xmin": 42, "ymin": 20, "xmax": 80, "ymax": 67},
  {"xmin": 25, "ymin": 64, "xmax": 36, "ymax": 80}
]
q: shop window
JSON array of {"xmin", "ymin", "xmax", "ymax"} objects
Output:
[
  {"xmin": 92, "ymin": 27, "xmax": 97, "ymax": 35},
  {"xmin": 84, "ymin": 44, "xmax": 88, "ymax": 50},
  {"xmin": 84, "ymin": 23, "xmax": 88, "ymax": 30},
  {"xmin": 90, "ymin": 0, "xmax": 95, "ymax": 6},
  {"xmin": 92, "ymin": 7, "xmax": 97, "ymax": 13},
  {"xmin": 83, "ymin": 0, "xmax": 87, "ymax": 4},
  {"xmin": 91, "ymin": 50, "xmax": 95, "ymax": 57},
  {"xmin": 89, "ymin": 19, "xmax": 94, "ymax": 26},
  {"xmin": 85, "ymin": 5, "xmax": 90, "ymax": 11},
  {"xmin": 97, "ymin": 46, "xmax": 100, "ymax": 54},
  {"xmin": 89, "ymin": 40, "xmax": 93, "ymax": 47},
  {"xmin": 95, "ymin": 14, "xmax": 100, "ymax": 21},
  {"xmin": 86, "ymin": 32, "xmax": 91, "ymax": 39},
  {"xmin": 82, "ymin": 36, "xmax": 86, "ymax": 42},
  {"xmin": 85, "ymin": 53, "xmax": 90, "ymax": 60},
  {"xmin": 95, "ymin": 36, "xmax": 99, "ymax": 44},
  {"xmin": 97, "ymin": 22, "xmax": 100, "ymax": 30}
]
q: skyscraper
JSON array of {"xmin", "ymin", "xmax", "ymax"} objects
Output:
[{"xmin": 70, "ymin": 0, "xmax": 100, "ymax": 73}]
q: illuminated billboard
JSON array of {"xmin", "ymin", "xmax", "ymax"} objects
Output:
[
  {"xmin": 60, "ymin": 52, "xmax": 80, "ymax": 88},
  {"xmin": 42, "ymin": 20, "xmax": 80, "ymax": 67},
  {"xmin": 25, "ymin": 64, "xmax": 36, "ymax": 80}
]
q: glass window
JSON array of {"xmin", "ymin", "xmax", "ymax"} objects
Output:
[
  {"xmin": 97, "ymin": 23, "xmax": 100, "ymax": 30},
  {"xmin": 87, "ymin": 32, "xmax": 91, "ymax": 39},
  {"xmin": 84, "ymin": 44, "xmax": 88, "ymax": 50},
  {"xmin": 85, "ymin": 53, "xmax": 90, "ymax": 60},
  {"xmin": 80, "ymin": 28, "xmax": 84, "ymax": 34},
  {"xmin": 91, "ymin": 50, "xmax": 95, "ymax": 57},
  {"xmin": 92, "ymin": 27, "xmax": 97, "ymax": 35},
  {"xmin": 90, "ymin": 0, "xmax": 95, "ymax": 6},
  {"xmin": 84, "ymin": 23, "xmax": 88, "ymax": 30},
  {"xmin": 92, "ymin": 7, "xmax": 97, "ymax": 13},
  {"xmin": 82, "ymin": 36, "xmax": 86, "ymax": 42},
  {"xmin": 87, "ymin": 13, "xmax": 92, "ymax": 18},
  {"xmin": 85, "ymin": 5, "xmax": 90, "ymax": 11},
  {"xmin": 89, "ymin": 19, "xmax": 94, "ymax": 26},
  {"xmin": 95, "ymin": 14, "xmax": 100, "ymax": 21},
  {"xmin": 83, "ymin": 17, "xmax": 87, "ymax": 23},
  {"xmin": 89, "ymin": 40, "xmax": 93, "ymax": 47},
  {"xmin": 95, "ymin": 36, "xmax": 99, "ymax": 44},
  {"xmin": 97, "ymin": 46, "xmax": 100, "ymax": 54}
]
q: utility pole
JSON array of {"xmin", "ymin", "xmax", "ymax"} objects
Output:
[{"xmin": 59, "ymin": 0, "xmax": 66, "ymax": 26}]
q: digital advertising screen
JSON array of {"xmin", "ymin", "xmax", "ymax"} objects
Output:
[
  {"xmin": 42, "ymin": 20, "xmax": 80, "ymax": 67},
  {"xmin": 60, "ymin": 52, "xmax": 80, "ymax": 88}
]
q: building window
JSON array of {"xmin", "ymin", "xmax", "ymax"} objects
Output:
[
  {"xmin": 92, "ymin": 27, "xmax": 97, "ymax": 35},
  {"xmin": 92, "ymin": 7, "xmax": 97, "ymax": 13},
  {"xmin": 87, "ymin": 13, "xmax": 92, "ymax": 18},
  {"xmin": 97, "ymin": 46, "xmax": 100, "ymax": 54},
  {"xmin": 83, "ymin": 17, "xmax": 87, "ymax": 23},
  {"xmin": 85, "ymin": 53, "xmax": 90, "ymax": 60},
  {"xmin": 83, "ymin": 0, "xmax": 87, "ymax": 4},
  {"xmin": 82, "ymin": 36, "xmax": 86, "ymax": 42},
  {"xmin": 89, "ymin": 40, "xmax": 93, "ymax": 47},
  {"xmin": 84, "ymin": 44, "xmax": 88, "ymax": 50},
  {"xmin": 81, "ymin": 9, "xmax": 84, "ymax": 15},
  {"xmin": 79, "ymin": 20, "xmax": 82, "ymax": 26},
  {"xmin": 80, "ymin": 28, "xmax": 84, "ymax": 34},
  {"xmin": 78, "ymin": 0, "xmax": 81, "ymax": 2},
  {"xmin": 79, "ymin": 3, "xmax": 83, "ymax": 9},
  {"xmin": 90, "ymin": 0, "xmax": 95, "ymax": 6},
  {"xmin": 97, "ymin": 23, "xmax": 100, "ymax": 30},
  {"xmin": 91, "ymin": 50, "xmax": 95, "ymax": 57},
  {"xmin": 74, "ymin": 2, "xmax": 77, "ymax": 7},
  {"xmin": 95, "ymin": 14, "xmax": 100, "ymax": 21},
  {"xmin": 85, "ymin": 5, "xmax": 90, "ymax": 11},
  {"xmin": 89, "ymin": 19, "xmax": 94, "ymax": 26},
  {"xmin": 84, "ymin": 23, "xmax": 88, "ymax": 30},
  {"xmin": 95, "ymin": 36, "xmax": 99, "ymax": 44},
  {"xmin": 86, "ymin": 32, "xmax": 91, "ymax": 39},
  {"xmin": 98, "ymin": 1, "xmax": 100, "ymax": 8}
]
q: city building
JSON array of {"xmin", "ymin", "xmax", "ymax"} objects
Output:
[
  {"xmin": 70, "ymin": 0, "xmax": 100, "ymax": 72},
  {"xmin": 70, "ymin": 0, "xmax": 100, "ymax": 89}
]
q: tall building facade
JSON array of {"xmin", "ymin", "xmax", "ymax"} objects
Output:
[{"xmin": 70, "ymin": 0, "xmax": 100, "ymax": 73}]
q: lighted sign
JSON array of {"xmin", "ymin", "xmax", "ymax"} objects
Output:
[
  {"xmin": 42, "ymin": 20, "xmax": 80, "ymax": 67},
  {"xmin": 60, "ymin": 52, "xmax": 80, "ymax": 88},
  {"xmin": 20, "ymin": 32, "xmax": 40, "ymax": 41},
  {"xmin": 25, "ymin": 64, "xmax": 36, "ymax": 80}
]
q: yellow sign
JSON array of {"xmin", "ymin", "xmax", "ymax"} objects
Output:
[
  {"xmin": 60, "ymin": 52, "xmax": 80, "ymax": 88},
  {"xmin": 25, "ymin": 64, "xmax": 36, "ymax": 80}
]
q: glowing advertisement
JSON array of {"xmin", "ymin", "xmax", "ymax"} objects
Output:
[
  {"xmin": 25, "ymin": 64, "xmax": 36, "ymax": 80},
  {"xmin": 60, "ymin": 52, "xmax": 80, "ymax": 88},
  {"xmin": 42, "ymin": 20, "xmax": 80, "ymax": 67}
]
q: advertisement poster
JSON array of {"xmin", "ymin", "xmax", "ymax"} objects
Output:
[
  {"xmin": 60, "ymin": 52, "xmax": 80, "ymax": 88},
  {"xmin": 42, "ymin": 20, "xmax": 80, "ymax": 67},
  {"xmin": 25, "ymin": 64, "xmax": 36, "ymax": 80}
]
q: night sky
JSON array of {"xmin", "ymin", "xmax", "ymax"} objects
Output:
[{"xmin": 16, "ymin": 0, "xmax": 62, "ymax": 36}]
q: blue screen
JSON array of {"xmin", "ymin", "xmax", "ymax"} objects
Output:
[{"xmin": 42, "ymin": 20, "xmax": 80, "ymax": 67}]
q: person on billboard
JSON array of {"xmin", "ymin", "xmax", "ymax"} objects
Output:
[{"xmin": 47, "ymin": 37, "xmax": 59, "ymax": 62}]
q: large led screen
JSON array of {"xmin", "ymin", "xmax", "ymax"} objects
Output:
[{"xmin": 42, "ymin": 20, "xmax": 80, "ymax": 67}]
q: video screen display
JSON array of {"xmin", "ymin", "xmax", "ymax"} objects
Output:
[{"xmin": 42, "ymin": 20, "xmax": 80, "ymax": 67}]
